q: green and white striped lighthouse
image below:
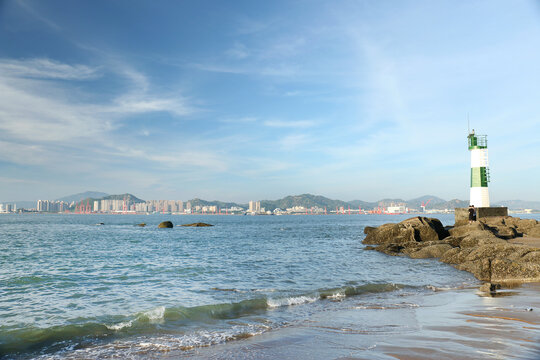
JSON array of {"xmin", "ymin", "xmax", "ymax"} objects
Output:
[{"xmin": 468, "ymin": 129, "xmax": 490, "ymax": 207}]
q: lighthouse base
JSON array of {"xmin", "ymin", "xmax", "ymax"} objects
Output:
[
  {"xmin": 470, "ymin": 187, "xmax": 490, "ymax": 208},
  {"xmin": 455, "ymin": 207, "xmax": 508, "ymax": 226}
]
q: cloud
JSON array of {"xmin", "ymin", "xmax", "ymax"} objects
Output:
[
  {"xmin": 15, "ymin": 0, "xmax": 62, "ymax": 31},
  {"xmin": 219, "ymin": 116, "xmax": 258, "ymax": 124},
  {"xmin": 263, "ymin": 119, "xmax": 317, "ymax": 128},
  {"xmin": 0, "ymin": 58, "xmax": 99, "ymax": 80},
  {"xmin": 279, "ymin": 134, "xmax": 310, "ymax": 150},
  {"xmin": 0, "ymin": 57, "xmax": 199, "ymax": 171},
  {"xmin": 226, "ymin": 42, "xmax": 250, "ymax": 59},
  {"xmin": 0, "ymin": 176, "xmax": 39, "ymax": 184}
]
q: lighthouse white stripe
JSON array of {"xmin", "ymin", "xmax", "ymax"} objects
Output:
[
  {"xmin": 470, "ymin": 149, "xmax": 489, "ymax": 167},
  {"xmin": 470, "ymin": 187, "xmax": 490, "ymax": 207}
]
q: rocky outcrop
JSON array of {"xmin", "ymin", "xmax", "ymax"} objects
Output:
[
  {"xmin": 181, "ymin": 223, "xmax": 214, "ymax": 227},
  {"xmin": 158, "ymin": 221, "xmax": 174, "ymax": 228},
  {"xmin": 363, "ymin": 216, "xmax": 540, "ymax": 283}
]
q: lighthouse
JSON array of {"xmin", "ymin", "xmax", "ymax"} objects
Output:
[{"xmin": 468, "ymin": 129, "xmax": 490, "ymax": 207}]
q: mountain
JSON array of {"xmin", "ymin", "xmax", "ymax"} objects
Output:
[
  {"xmin": 100, "ymin": 193, "xmax": 145, "ymax": 203},
  {"xmin": 429, "ymin": 199, "xmax": 469, "ymax": 210},
  {"xmin": 261, "ymin": 194, "xmax": 352, "ymax": 212},
  {"xmin": 187, "ymin": 198, "xmax": 247, "ymax": 209},
  {"xmin": 348, "ymin": 199, "xmax": 378, "ymax": 209},
  {"xmin": 405, "ymin": 195, "xmax": 447, "ymax": 209},
  {"xmin": 56, "ymin": 191, "xmax": 109, "ymax": 203}
]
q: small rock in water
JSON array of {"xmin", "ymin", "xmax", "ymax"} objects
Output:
[
  {"xmin": 479, "ymin": 282, "xmax": 501, "ymax": 293},
  {"xmin": 158, "ymin": 221, "xmax": 174, "ymax": 228},
  {"xmin": 136, "ymin": 223, "xmax": 146, "ymax": 227},
  {"xmin": 95, "ymin": 222, "xmax": 105, "ymax": 226},
  {"xmin": 526, "ymin": 307, "xmax": 533, "ymax": 312},
  {"xmin": 180, "ymin": 223, "xmax": 213, "ymax": 227}
]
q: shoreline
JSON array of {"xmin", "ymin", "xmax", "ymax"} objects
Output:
[{"xmin": 170, "ymin": 283, "xmax": 540, "ymax": 359}]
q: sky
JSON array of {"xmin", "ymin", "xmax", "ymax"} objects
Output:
[{"xmin": 0, "ymin": 0, "xmax": 539, "ymax": 203}]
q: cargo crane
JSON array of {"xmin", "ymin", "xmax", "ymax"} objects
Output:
[{"xmin": 421, "ymin": 199, "xmax": 432, "ymax": 212}]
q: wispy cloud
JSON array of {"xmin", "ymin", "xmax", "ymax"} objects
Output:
[
  {"xmin": 16, "ymin": 0, "xmax": 61, "ymax": 31},
  {"xmin": 0, "ymin": 58, "xmax": 99, "ymax": 80},
  {"xmin": 263, "ymin": 119, "xmax": 318, "ymax": 128},
  {"xmin": 0, "ymin": 57, "xmax": 197, "ymax": 170},
  {"xmin": 226, "ymin": 42, "xmax": 250, "ymax": 59},
  {"xmin": 0, "ymin": 176, "xmax": 39, "ymax": 184},
  {"xmin": 278, "ymin": 134, "xmax": 310, "ymax": 150}
]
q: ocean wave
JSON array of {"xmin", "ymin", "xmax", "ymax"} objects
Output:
[
  {"xmin": 0, "ymin": 282, "xmax": 409, "ymax": 357},
  {"xmin": 267, "ymin": 295, "xmax": 318, "ymax": 308},
  {"xmin": 35, "ymin": 324, "xmax": 272, "ymax": 359}
]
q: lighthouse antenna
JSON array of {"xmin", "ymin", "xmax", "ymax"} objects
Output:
[{"xmin": 467, "ymin": 113, "xmax": 470, "ymax": 134}]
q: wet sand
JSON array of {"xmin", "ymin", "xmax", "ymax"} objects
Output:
[{"xmin": 183, "ymin": 283, "xmax": 540, "ymax": 359}]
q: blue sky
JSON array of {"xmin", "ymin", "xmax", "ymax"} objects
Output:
[{"xmin": 1, "ymin": 0, "xmax": 539, "ymax": 203}]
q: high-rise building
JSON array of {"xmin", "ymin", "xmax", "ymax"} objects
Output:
[{"xmin": 249, "ymin": 201, "xmax": 261, "ymax": 213}]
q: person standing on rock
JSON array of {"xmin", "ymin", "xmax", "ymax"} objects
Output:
[{"xmin": 468, "ymin": 205, "xmax": 476, "ymax": 224}]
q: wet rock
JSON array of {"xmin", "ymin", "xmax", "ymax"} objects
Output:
[
  {"xmin": 491, "ymin": 259, "xmax": 540, "ymax": 283},
  {"xmin": 136, "ymin": 223, "xmax": 146, "ymax": 227},
  {"xmin": 409, "ymin": 244, "xmax": 453, "ymax": 259},
  {"xmin": 440, "ymin": 247, "xmax": 473, "ymax": 265},
  {"xmin": 363, "ymin": 215, "xmax": 540, "ymax": 284},
  {"xmin": 363, "ymin": 217, "xmax": 448, "ymax": 245},
  {"xmin": 373, "ymin": 243, "xmax": 404, "ymax": 256},
  {"xmin": 158, "ymin": 221, "xmax": 174, "ymax": 228},
  {"xmin": 479, "ymin": 282, "xmax": 501, "ymax": 293},
  {"xmin": 181, "ymin": 222, "xmax": 214, "ymax": 227}
]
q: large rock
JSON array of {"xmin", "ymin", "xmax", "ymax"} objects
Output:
[
  {"xmin": 158, "ymin": 221, "xmax": 174, "ymax": 228},
  {"xmin": 409, "ymin": 244, "xmax": 453, "ymax": 259},
  {"xmin": 440, "ymin": 247, "xmax": 473, "ymax": 265},
  {"xmin": 527, "ymin": 224, "xmax": 540, "ymax": 238},
  {"xmin": 491, "ymin": 259, "xmax": 540, "ymax": 282},
  {"xmin": 363, "ymin": 217, "xmax": 448, "ymax": 245},
  {"xmin": 363, "ymin": 215, "xmax": 540, "ymax": 284}
]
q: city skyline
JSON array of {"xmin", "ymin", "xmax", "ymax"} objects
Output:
[{"xmin": 1, "ymin": 1, "xmax": 540, "ymax": 203}]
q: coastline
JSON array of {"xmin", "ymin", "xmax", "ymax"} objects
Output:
[{"xmin": 171, "ymin": 283, "xmax": 540, "ymax": 359}]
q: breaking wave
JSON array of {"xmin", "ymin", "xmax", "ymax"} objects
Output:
[{"xmin": 0, "ymin": 282, "xmax": 411, "ymax": 357}]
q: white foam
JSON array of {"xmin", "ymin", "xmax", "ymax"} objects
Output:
[
  {"xmin": 141, "ymin": 306, "xmax": 166, "ymax": 322},
  {"xmin": 267, "ymin": 295, "xmax": 318, "ymax": 308},
  {"xmin": 106, "ymin": 320, "xmax": 133, "ymax": 331},
  {"xmin": 326, "ymin": 292, "xmax": 346, "ymax": 300}
]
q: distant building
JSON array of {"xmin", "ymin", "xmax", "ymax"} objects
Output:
[
  {"xmin": 386, "ymin": 204, "xmax": 407, "ymax": 214},
  {"xmin": 249, "ymin": 201, "xmax": 261, "ymax": 213},
  {"xmin": 36, "ymin": 200, "xmax": 68, "ymax": 212}
]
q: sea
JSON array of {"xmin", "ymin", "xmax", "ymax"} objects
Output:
[{"xmin": 1, "ymin": 213, "xmax": 539, "ymax": 359}]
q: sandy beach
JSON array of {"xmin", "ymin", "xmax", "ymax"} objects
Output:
[{"xmin": 183, "ymin": 283, "xmax": 540, "ymax": 359}]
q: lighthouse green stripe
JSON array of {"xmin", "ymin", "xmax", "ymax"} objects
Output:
[{"xmin": 471, "ymin": 167, "xmax": 488, "ymax": 187}]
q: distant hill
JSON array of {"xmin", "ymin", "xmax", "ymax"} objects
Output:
[
  {"xmin": 429, "ymin": 199, "xmax": 469, "ymax": 210},
  {"xmin": 56, "ymin": 191, "xmax": 109, "ymax": 203},
  {"xmin": 65, "ymin": 193, "xmax": 145, "ymax": 211},
  {"xmin": 187, "ymin": 198, "xmax": 247, "ymax": 209},
  {"xmin": 348, "ymin": 199, "xmax": 377, "ymax": 209},
  {"xmin": 405, "ymin": 195, "xmax": 447, "ymax": 209},
  {"xmin": 100, "ymin": 193, "xmax": 145, "ymax": 203},
  {"xmin": 261, "ymin": 194, "xmax": 352, "ymax": 212}
]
